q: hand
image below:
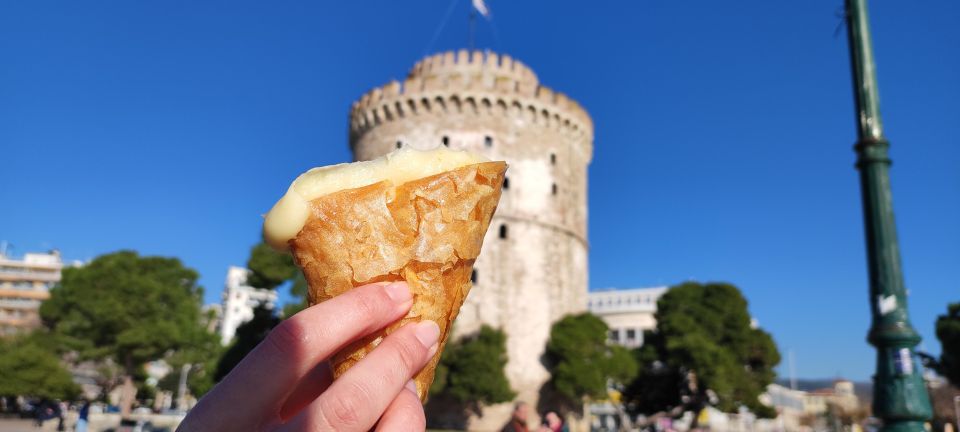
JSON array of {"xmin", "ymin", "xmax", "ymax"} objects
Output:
[{"xmin": 177, "ymin": 282, "xmax": 439, "ymax": 432}]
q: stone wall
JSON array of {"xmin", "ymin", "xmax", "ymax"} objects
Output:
[{"xmin": 349, "ymin": 50, "xmax": 593, "ymax": 431}]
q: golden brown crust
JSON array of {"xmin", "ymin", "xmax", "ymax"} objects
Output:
[{"xmin": 289, "ymin": 161, "xmax": 506, "ymax": 401}]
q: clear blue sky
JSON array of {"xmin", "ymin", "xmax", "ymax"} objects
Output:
[{"xmin": 1, "ymin": 1, "xmax": 957, "ymax": 381}]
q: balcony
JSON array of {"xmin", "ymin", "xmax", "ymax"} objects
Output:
[
  {"xmin": 0, "ymin": 269, "xmax": 60, "ymax": 282},
  {"xmin": 0, "ymin": 289, "xmax": 51, "ymax": 300}
]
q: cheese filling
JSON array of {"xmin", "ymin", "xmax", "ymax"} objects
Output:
[{"xmin": 263, "ymin": 147, "xmax": 489, "ymax": 250}]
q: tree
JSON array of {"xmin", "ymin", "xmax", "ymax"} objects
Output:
[
  {"xmin": 624, "ymin": 282, "xmax": 780, "ymax": 419},
  {"xmin": 158, "ymin": 324, "xmax": 222, "ymax": 402},
  {"xmin": 545, "ymin": 313, "xmax": 639, "ymax": 404},
  {"xmin": 246, "ymin": 242, "xmax": 296, "ymax": 290},
  {"xmin": 39, "ymin": 250, "xmax": 207, "ymax": 416},
  {"xmin": 935, "ymin": 302, "xmax": 960, "ymax": 386},
  {"xmin": 0, "ymin": 334, "xmax": 79, "ymax": 400},
  {"xmin": 246, "ymin": 241, "xmax": 308, "ymax": 317},
  {"xmin": 430, "ymin": 325, "xmax": 515, "ymax": 409}
]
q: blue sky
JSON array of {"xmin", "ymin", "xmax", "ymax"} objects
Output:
[{"xmin": 1, "ymin": 1, "xmax": 957, "ymax": 381}]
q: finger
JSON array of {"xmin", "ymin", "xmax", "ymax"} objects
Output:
[
  {"xmin": 276, "ymin": 360, "xmax": 333, "ymax": 421},
  {"xmin": 375, "ymin": 381, "xmax": 426, "ymax": 432},
  {"xmin": 288, "ymin": 320, "xmax": 439, "ymax": 432},
  {"xmin": 182, "ymin": 281, "xmax": 412, "ymax": 431}
]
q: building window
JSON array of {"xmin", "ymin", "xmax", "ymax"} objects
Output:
[
  {"xmin": 609, "ymin": 329, "xmax": 620, "ymax": 342},
  {"xmin": 552, "ymin": 183, "xmax": 557, "ymax": 195},
  {"xmin": 442, "ymin": 136, "xmax": 450, "ymax": 147},
  {"xmin": 550, "ymin": 153, "xmax": 556, "ymax": 165},
  {"xmin": 471, "ymin": 269, "xmax": 478, "ymax": 284},
  {"xmin": 626, "ymin": 329, "xmax": 637, "ymax": 340},
  {"xmin": 499, "ymin": 224, "xmax": 508, "ymax": 239},
  {"xmin": 484, "ymin": 135, "xmax": 493, "ymax": 147},
  {"xmin": 396, "ymin": 141, "xmax": 402, "ymax": 149},
  {"xmin": 503, "ymin": 177, "xmax": 509, "ymax": 190}
]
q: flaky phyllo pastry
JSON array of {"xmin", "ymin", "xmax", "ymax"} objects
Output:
[{"xmin": 263, "ymin": 148, "xmax": 506, "ymax": 401}]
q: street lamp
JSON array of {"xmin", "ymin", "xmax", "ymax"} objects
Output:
[{"xmin": 843, "ymin": 1, "xmax": 933, "ymax": 431}]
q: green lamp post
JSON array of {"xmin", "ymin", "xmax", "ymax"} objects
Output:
[{"xmin": 844, "ymin": 0, "xmax": 933, "ymax": 431}]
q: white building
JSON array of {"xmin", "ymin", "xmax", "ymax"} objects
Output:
[
  {"xmin": 0, "ymin": 249, "xmax": 64, "ymax": 335},
  {"xmin": 219, "ymin": 266, "xmax": 277, "ymax": 345},
  {"xmin": 587, "ymin": 287, "xmax": 669, "ymax": 348}
]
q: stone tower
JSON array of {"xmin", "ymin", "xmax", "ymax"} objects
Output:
[{"xmin": 349, "ymin": 50, "xmax": 593, "ymax": 429}]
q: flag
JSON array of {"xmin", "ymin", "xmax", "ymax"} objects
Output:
[{"xmin": 472, "ymin": 0, "xmax": 490, "ymax": 17}]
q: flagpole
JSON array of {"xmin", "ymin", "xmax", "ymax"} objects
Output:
[{"xmin": 469, "ymin": 8, "xmax": 476, "ymax": 51}]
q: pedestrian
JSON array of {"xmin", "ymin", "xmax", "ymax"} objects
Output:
[
  {"xmin": 55, "ymin": 400, "xmax": 65, "ymax": 431},
  {"xmin": 75, "ymin": 400, "xmax": 91, "ymax": 432},
  {"xmin": 502, "ymin": 401, "xmax": 530, "ymax": 432}
]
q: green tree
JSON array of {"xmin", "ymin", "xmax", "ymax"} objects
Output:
[
  {"xmin": 935, "ymin": 302, "xmax": 960, "ymax": 386},
  {"xmin": 246, "ymin": 241, "xmax": 308, "ymax": 317},
  {"xmin": 0, "ymin": 334, "xmax": 79, "ymax": 400},
  {"xmin": 39, "ymin": 250, "xmax": 207, "ymax": 416},
  {"xmin": 158, "ymin": 324, "xmax": 222, "ymax": 401},
  {"xmin": 246, "ymin": 242, "xmax": 296, "ymax": 289},
  {"xmin": 545, "ymin": 313, "xmax": 639, "ymax": 404},
  {"xmin": 624, "ymin": 282, "xmax": 780, "ymax": 419},
  {"xmin": 430, "ymin": 325, "xmax": 515, "ymax": 410}
]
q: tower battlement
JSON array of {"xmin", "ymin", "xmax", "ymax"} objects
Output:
[
  {"xmin": 349, "ymin": 50, "xmax": 593, "ymax": 151},
  {"xmin": 409, "ymin": 50, "xmax": 538, "ymax": 85}
]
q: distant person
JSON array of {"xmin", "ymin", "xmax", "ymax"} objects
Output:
[
  {"xmin": 75, "ymin": 400, "xmax": 91, "ymax": 432},
  {"xmin": 540, "ymin": 411, "xmax": 567, "ymax": 432},
  {"xmin": 55, "ymin": 401, "xmax": 66, "ymax": 431},
  {"xmin": 34, "ymin": 398, "xmax": 54, "ymax": 428},
  {"xmin": 502, "ymin": 402, "xmax": 530, "ymax": 432}
]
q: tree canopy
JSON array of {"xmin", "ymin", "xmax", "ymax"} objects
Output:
[
  {"xmin": 246, "ymin": 242, "xmax": 308, "ymax": 317},
  {"xmin": 430, "ymin": 325, "xmax": 515, "ymax": 406},
  {"xmin": 0, "ymin": 333, "xmax": 79, "ymax": 400},
  {"xmin": 545, "ymin": 313, "xmax": 639, "ymax": 402},
  {"xmin": 935, "ymin": 302, "xmax": 960, "ymax": 386},
  {"xmin": 39, "ymin": 250, "xmax": 208, "ymax": 414},
  {"xmin": 624, "ymin": 282, "xmax": 780, "ymax": 418}
]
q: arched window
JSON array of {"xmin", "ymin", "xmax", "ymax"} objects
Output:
[
  {"xmin": 471, "ymin": 269, "xmax": 478, "ymax": 284},
  {"xmin": 396, "ymin": 141, "xmax": 403, "ymax": 149},
  {"xmin": 442, "ymin": 136, "xmax": 450, "ymax": 147},
  {"xmin": 552, "ymin": 183, "xmax": 557, "ymax": 195},
  {"xmin": 503, "ymin": 177, "xmax": 509, "ymax": 190},
  {"xmin": 499, "ymin": 224, "xmax": 508, "ymax": 239},
  {"xmin": 485, "ymin": 136, "xmax": 493, "ymax": 147},
  {"xmin": 550, "ymin": 153, "xmax": 556, "ymax": 165}
]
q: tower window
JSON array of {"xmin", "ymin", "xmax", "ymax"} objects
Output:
[
  {"xmin": 471, "ymin": 269, "xmax": 478, "ymax": 284},
  {"xmin": 442, "ymin": 136, "xmax": 450, "ymax": 147},
  {"xmin": 484, "ymin": 136, "xmax": 493, "ymax": 147},
  {"xmin": 499, "ymin": 224, "xmax": 508, "ymax": 239},
  {"xmin": 550, "ymin": 153, "xmax": 556, "ymax": 165},
  {"xmin": 396, "ymin": 141, "xmax": 403, "ymax": 149},
  {"xmin": 503, "ymin": 177, "xmax": 509, "ymax": 190},
  {"xmin": 552, "ymin": 183, "xmax": 557, "ymax": 195}
]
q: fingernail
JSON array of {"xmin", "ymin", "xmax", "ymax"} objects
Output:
[
  {"xmin": 384, "ymin": 282, "xmax": 412, "ymax": 303},
  {"xmin": 413, "ymin": 320, "xmax": 440, "ymax": 350},
  {"xmin": 404, "ymin": 379, "xmax": 418, "ymax": 394}
]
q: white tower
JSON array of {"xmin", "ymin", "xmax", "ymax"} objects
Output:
[{"xmin": 349, "ymin": 50, "xmax": 593, "ymax": 429}]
